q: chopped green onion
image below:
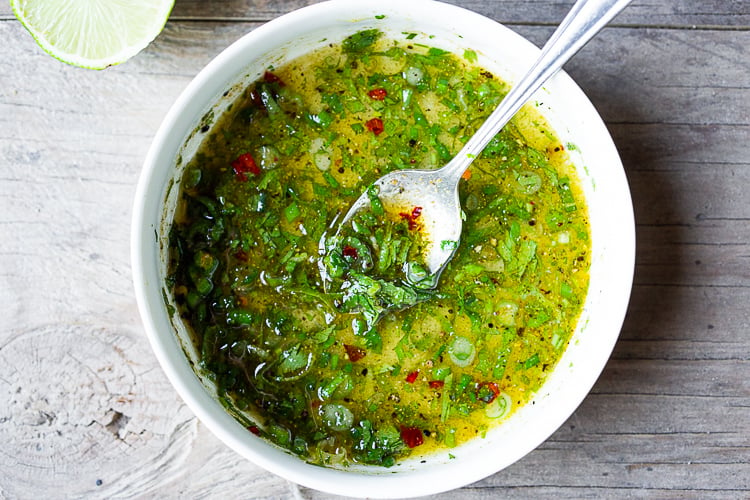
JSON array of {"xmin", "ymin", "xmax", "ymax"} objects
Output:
[
  {"xmin": 284, "ymin": 201, "xmax": 301, "ymax": 222},
  {"xmin": 226, "ymin": 309, "xmax": 253, "ymax": 326},
  {"xmin": 321, "ymin": 403, "xmax": 354, "ymax": 431},
  {"xmin": 517, "ymin": 170, "xmax": 542, "ymax": 194},
  {"xmin": 440, "ymin": 240, "xmax": 458, "ymax": 251},
  {"xmin": 551, "ymin": 330, "xmax": 566, "ymax": 350},
  {"xmin": 322, "ymin": 171, "xmax": 339, "ymax": 188},
  {"xmin": 524, "ymin": 353, "xmax": 540, "ymax": 369},
  {"xmin": 318, "ymin": 373, "xmax": 345, "ymax": 400},
  {"xmin": 366, "ymin": 184, "xmax": 385, "ymax": 216},
  {"xmin": 432, "ymin": 366, "xmax": 451, "ymax": 381},
  {"xmin": 445, "ymin": 427, "xmax": 457, "ymax": 447},
  {"xmin": 448, "ymin": 336, "xmax": 476, "ymax": 367},
  {"xmin": 440, "ymin": 373, "xmax": 453, "ymax": 423},
  {"xmin": 456, "ymin": 373, "xmax": 473, "ymax": 393},
  {"xmin": 485, "ymin": 392, "xmax": 511, "ymax": 419}
]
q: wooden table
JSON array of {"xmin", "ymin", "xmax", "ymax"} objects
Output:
[{"xmin": 2, "ymin": 1, "xmax": 748, "ymax": 497}]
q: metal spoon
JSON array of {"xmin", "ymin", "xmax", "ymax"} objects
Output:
[{"xmin": 339, "ymin": 0, "xmax": 631, "ymax": 281}]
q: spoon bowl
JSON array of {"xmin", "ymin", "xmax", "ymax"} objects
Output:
[{"xmin": 340, "ymin": 166, "xmax": 462, "ymax": 276}]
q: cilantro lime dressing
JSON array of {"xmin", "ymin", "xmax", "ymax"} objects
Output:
[{"xmin": 169, "ymin": 29, "xmax": 590, "ymax": 467}]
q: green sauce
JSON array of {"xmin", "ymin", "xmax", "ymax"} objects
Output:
[{"xmin": 169, "ymin": 29, "xmax": 591, "ymax": 467}]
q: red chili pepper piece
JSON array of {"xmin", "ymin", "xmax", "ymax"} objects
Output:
[
  {"xmin": 344, "ymin": 344, "xmax": 366, "ymax": 362},
  {"xmin": 366, "ymin": 117, "xmax": 384, "ymax": 135},
  {"xmin": 405, "ymin": 370, "xmax": 419, "ymax": 383},
  {"xmin": 368, "ymin": 88, "xmax": 387, "ymax": 100},
  {"xmin": 428, "ymin": 380, "xmax": 445, "ymax": 389},
  {"xmin": 248, "ymin": 425, "xmax": 261, "ymax": 435},
  {"xmin": 263, "ymin": 71, "xmax": 284, "ymax": 85},
  {"xmin": 342, "ymin": 245, "xmax": 358, "ymax": 259},
  {"xmin": 399, "ymin": 205, "xmax": 423, "ymax": 230},
  {"xmin": 400, "ymin": 426, "xmax": 424, "ymax": 448},
  {"xmin": 231, "ymin": 153, "xmax": 260, "ymax": 181},
  {"xmin": 477, "ymin": 381, "xmax": 501, "ymax": 403}
]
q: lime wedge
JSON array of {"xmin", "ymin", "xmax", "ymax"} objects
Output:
[{"xmin": 11, "ymin": 0, "xmax": 175, "ymax": 70}]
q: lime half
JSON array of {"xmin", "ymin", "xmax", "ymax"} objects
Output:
[{"xmin": 11, "ymin": 0, "xmax": 175, "ymax": 70}]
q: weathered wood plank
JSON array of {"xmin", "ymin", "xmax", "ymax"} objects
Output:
[
  {"xmin": 301, "ymin": 485, "xmax": 747, "ymax": 500},
  {"xmin": 563, "ymin": 27, "xmax": 750, "ymax": 126},
  {"xmin": 621, "ymin": 285, "xmax": 750, "ymax": 343},
  {"xmin": 169, "ymin": 0, "xmax": 750, "ymax": 28},
  {"xmin": 593, "ymin": 360, "xmax": 750, "ymax": 399},
  {"xmin": 298, "ymin": 414, "xmax": 750, "ymax": 496},
  {"xmin": 633, "ymin": 221, "xmax": 750, "ymax": 287},
  {"xmin": 366, "ymin": 384, "xmax": 749, "ymax": 494},
  {"xmin": 4, "ymin": 0, "xmax": 746, "ymax": 28}
]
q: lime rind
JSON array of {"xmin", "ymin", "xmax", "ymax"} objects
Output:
[{"xmin": 11, "ymin": 0, "xmax": 175, "ymax": 70}]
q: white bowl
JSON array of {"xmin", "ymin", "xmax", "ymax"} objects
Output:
[{"xmin": 131, "ymin": 0, "xmax": 635, "ymax": 497}]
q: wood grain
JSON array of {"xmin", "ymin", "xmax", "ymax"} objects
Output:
[
  {"xmin": 1, "ymin": 0, "xmax": 749, "ymax": 498},
  {"xmin": 2, "ymin": 0, "xmax": 750, "ymax": 26}
]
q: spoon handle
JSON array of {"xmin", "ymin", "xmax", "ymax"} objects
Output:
[{"xmin": 440, "ymin": 0, "xmax": 632, "ymax": 181}]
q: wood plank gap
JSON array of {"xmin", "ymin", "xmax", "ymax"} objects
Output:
[
  {"xmin": 463, "ymin": 484, "xmax": 750, "ymax": 492},
  {"xmin": 162, "ymin": 19, "xmax": 750, "ymax": 32},
  {"xmin": 633, "ymin": 283, "xmax": 750, "ymax": 289},
  {"xmin": 630, "ymin": 162, "xmax": 750, "ymax": 171},
  {"xmin": 589, "ymin": 392, "xmax": 749, "ymax": 399},
  {"xmin": 2, "ymin": 14, "xmax": 750, "ymax": 32},
  {"xmin": 553, "ymin": 431, "xmax": 738, "ymax": 437},
  {"xmin": 608, "ymin": 121, "xmax": 750, "ymax": 127},
  {"xmin": 610, "ymin": 356, "xmax": 750, "ymax": 362},
  {"xmin": 697, "ymin": 216, "xmax": 750, "ymax": 222},
  {"xmin": 636, "ymin": 223, "xmax": 710, "ymax": 228},
  {"xmin": 4, "ymin": 15, "xmax": 734, "ymax": 32}
]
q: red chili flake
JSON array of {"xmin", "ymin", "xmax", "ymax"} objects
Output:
[
  {"xmin": 234, "ymin": 249, "xmax": 249, "ymax": 261},
  {"xmin": 342, "ymin": 245, "xmax": 358, "ymax": 259},
  {"xmin": 248, "ymin": 425, "xmax": 261, "ymax": 435},
  {"xmin": 365, "ymin": 117, "xmax": 384, "ymax": 135},
  {"xmin": 405, "ymin": 370, "xmax": 419, "ymax": 383},
  {"xmin": 344, "ymin": 344, "xmax": 366, "ymax": 362},
  {"xmin": 399, "ymin": 205, "xmax": 423, "ymax": 230},
  {"xmin": 231, "ymin": 153, "xmax": 260, "ymax": 181},
  {"xmin": 428, "ymin": 380, "xmax": 445, "ymax": 389},
  {"xmin": 400, "ymin": 426, "xmax": 424, "ymax": 448},
  {"xmin": 477, "ymin": 381, "xmax": 501, "ymax": 403},
  {"xmin": 368, "ymin": 88, "xmax": 387, "ymax": 100},
  {"xmin": 263, "ymin": 71, "xmax": 284, "ymax": 85}
]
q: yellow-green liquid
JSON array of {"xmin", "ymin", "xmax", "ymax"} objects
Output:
[{"xmin": 170, "ymin": 30, "xmax": 590, "ymax": 466}]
